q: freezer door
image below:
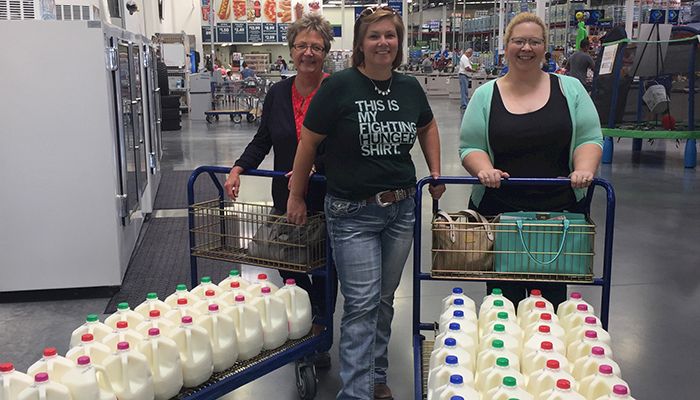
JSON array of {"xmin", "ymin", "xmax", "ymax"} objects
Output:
[{"xmin": 129, "ymin": 43, "xmax": 148, "ymax": 198}]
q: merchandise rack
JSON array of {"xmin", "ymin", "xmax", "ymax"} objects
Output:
[
  {"xmin": 185, "ymin": 166, "xmax": 334, "ymax": 399},
  {"xmin": 411, "ymin": 176, "xmax": 616, "ymax": 400}
]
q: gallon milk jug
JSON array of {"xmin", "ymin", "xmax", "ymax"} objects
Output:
[
  {"xmin": 523, "ymin": 325, "xmax": 566, "ymax": 359},
  {"xmin": 219, "ymin": 281, "xmax": 254, "ymax": 308},
  {"xmin": 439, "ymin": 311, "xmax": 477, "ymax": 336},
  {"xmin": 199, "ymin": 304, "xmax": 238, "ymax": 372},
  {"xmin": 527, "ymin": 359, "xmax": 576, "ymax": 398},
  {"xmin": 66, "ymin": 334, "xmax": 111, "ymax": 368},
  {"xmin": 486, "ymin": 376, "xmax": 534, "ymax": 400},
  {"xmin": 481, "ymin": 311, "xmax": 523, "ymax": 341},
  {"xmin": 137, "ymin": 328, "xmax": 183, "ymax": 400},
  {"xmin": 275, "ymin": 279, "xmax": 313, "ymax": 340},
  {"xmin": 521, "ymin": 341, "xmax": 571, "ymax": 377},
  {"xmin": 557, "ymin": 293, "xmax": 593, "ymax": 321},
  {"xmin": 475, "ymin": 357, "xmax": 524, "ymax": 394},
  {"xmin": 70, "ymin": 314, "xmax": 112, "ymax": 348},
  {"xmin": 479, "ymin": 300, "xmax": 516, "ymax": 333},
  {"xmin": 520, "ymin": 300, "xmax": 556, "ymax": 329},
  {"xmin": 525, "ymin": 313, "xmax": 566, "ymax": 342},
  {"xmin": 561, "ymin": 304, "xmax": 594, "ymax": 333},
  {"xmin": 251, "ymin": 287, "xmax": 288, "ymax": 350},
  {"xmin": 194, "ymin": 290, "xmax": 228, "ymax": 316},
  {"xmin": 442, "ymin": 288, "xmax": 477, "ymax": 313},
  {"xmin": 165, "ymin": 298, "xmax": 202, "ymax": 325},
  {"xmin": 427, "ymin": 356, "xmax": 473, "ymax": 400},
  {"xmin": 228, "ymin": 295, "xmax": 264, "ymax": 360},
  {"xmin": 190, "ymin": 276, "xmax": 222, "ymax": 300},
  {"xmin": 102, "ymin": 321, "xmax": 144, "ymax": 351},
  {"xmin": 517, "ymin": 289, "xmax": 555, "ymax": 319},
  {"xmin": 567, "ymin": 331, "xmax": 613, "ymax": 363},
  {"xmin": 102, "ymin": 342, "xmax": 155, "ymax": 400},
  {"xmin": 136, "ymin": 310, "xmax": 176, "ymax": 338},
  {"xmin": 134, "ymin": 293, "xmax": 172, "ymax": 319},
  {"xmin": 479, "ymin": 324, "xmax": 521, "ymax": 356},
  {"xmin": 26, "ymin": 348, "xmax": 73, "ymax": 383},
  {"xmin": 475, "ymin": 339, "xmax": 520, "ymax": 378},
  {"xmin": 165, "ymin": 284, "xmax": 199, "ymax": 308},
  {"xmin": 481, "ymin": 288, "xmax": 516, "ymax": 315},
  {"xmin": 247, "ymin": 273, "xmax": 280, "ymax": 297},
  {"xmin": 594, "ymin": 384, "xmax": 635, "ymax": 400},
  {"xmin": 442, "ymin": 299, "xmax": 478, "ymax": 326},
  {"xmin": 566, "ymin": 317, "xmax": 610, "ymax": 347},
  {"xmin": 16, "ymin": 373, "xmax": 70, "ymax": 400},
  {"xmin": 572, "ymin": 347, "xmax": 621, "ymax": 381},
  {"xmin": 541, "ymin": 379, "xmax": 586, "ymax": 400},
  {"xmin": 578, "ymin": 365, "xmax": 628, "ymax": 400},
  {"xmin": 435, "ymin": 374, "xmax": 481, "ymax": 400},
  {"xmin": 168, "ymin": 316, "xmax": 213, "ymax": 387},
  {"xmin": 0, "ymin": 363, "xmax": 33, "ymax": 400},
  {"xmin": 104, "ymin": 303, "xmax": 145, "ymax": 330},
  {"xmin": 428, "ymin": 338, "xmax": 475, "ymax": 374},
  {"xmin": 435, "ymin": 323, "xmax": 478, "ymax": 357},
  {"xmin": 60, "ymin": 356, "xmax": 116, "ymax": 400},
  {"xmin": 218, "ymin": 269, "xmax": 251, "ymax": 291}
]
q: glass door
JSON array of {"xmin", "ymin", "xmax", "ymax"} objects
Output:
[
  {"xmin": 144, "ymin": 44, "xmax": 162, "ymax": 173},
  {"xmin": 118, "ymin": 42, "xmax": 139, "ymax": 217},
  {"xmin": 129, "ymin": 43, "xmax": 148, "ymax": 198}
]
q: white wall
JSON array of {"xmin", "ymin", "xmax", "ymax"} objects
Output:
[{"xmin": 142, "ymin": 0, "xmax": 204, "ymax": 59}]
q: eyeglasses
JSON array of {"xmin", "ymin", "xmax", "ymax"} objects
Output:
[
  {"xmin": 358, "ymin": 5, "xmax": 396, "ymax": 19},
  {"xmin": 291, "ymin": 43, "xmax": 325, "ymax": 54},
  {"xmin": 509, "ymin": 37, "xmax": 545, "ymax": 48}
]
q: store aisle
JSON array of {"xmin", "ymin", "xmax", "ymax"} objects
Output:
[{"xmin": 0, "ymin": 97, "xmax": 698, "ymax": 399}]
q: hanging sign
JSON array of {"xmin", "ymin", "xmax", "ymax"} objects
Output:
[
  {"xmin": 277, "ymin": 23, "xmax": 289, "ymax": 42},
  {"xmin": 232, "ymin": 22, "xmax": 247, "ymax": 42},
  {"xmin": 217, "ymin": 23, "xmax": 233, "ymax": 42},
  {"xmin": 247, "ymin": 23, "xmax": 263, "ymax": 42}
]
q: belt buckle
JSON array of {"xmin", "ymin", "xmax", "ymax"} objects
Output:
[{"xmin": 375, "ymin": 190, "xmax": 392, "ymax": 207}]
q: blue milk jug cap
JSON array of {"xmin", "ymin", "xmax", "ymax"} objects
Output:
[
  {"xmin": 453, "ymin": 310, "xmax": 464, "ymax": 317},
  {"xmin": 454, "ymin": 298, "xmax": 464, "ymax": 305},
  {"xmin": 450, "ymin": 374, "xmax": 463, "ymax": 384},
  {"xmin": 449, "ymin": 322, "xmax": 461, "ymax": 331},
  {"xmin": 444, "ymin": 338, "xmax": 457, "ymax": 346},
  {"xmin": 450, "ymin": 397, "xmax": 465, "ymax": 400},
  {"xmin": 445, "ymin": 355, "xmax": 459, "ymax": 364},
  {"xmin": 452, "ymin": 287, "xmax": 463, "ymax": 294}
]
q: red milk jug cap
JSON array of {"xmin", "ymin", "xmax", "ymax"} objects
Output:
[
  {"xmin": 149, "ymin": 310, "xmax": 161, "ymax": 318},
  {"xmin": 205, "ymin": 289, "xmax": 216, "ymax": 297},
  {"xmin": 577, "ymin": 304, "xmax": 589, "ymax": 311},
  {"xmin": 535, "ymin": 301, "xmax": 546, "ymax": 308},
  {"xmin": 208, "ymin": 304, "xmax": 220, "ymax": 312},
  {"xmin": 540, "ymin": 313, "xmax": 552, "ymax": 321},
  {"xmin": 116, "ymin": 321, "xmax": 129, "ymax": 329},
  {"xmin": 599, "ymin": 364, "xmax": 613, "ymax": 374},
  {"xmin": 177, "ymin": 298, "xmax": 188, "ymax": 305},
  {"xmin": 538, "ymin": 325, "xmax": 551, "ymax": 333},
  {"xmin": 540, "ymin": 341, "xmax": 553, "ymax": 350},
  {"xmin": 613, "ymin": 385, "xmax": 629, "ymax": 395},
  {"xmin": 257, "ymin": 273, "xmax": 267, "ymax": 280},
  {"xmin": 34, "ymin": 373, "xmax": 49, "ymax": 383},
  {"xmin": 531, "ymin": 289, "xmax": 542, "ymax": 296},
  {"xmin": 148, "ymin": 328, "xmax": 161, "ymax": 336},
  {"xmin": 286, "ymin": 278, "xmax": 296, "ymax": 285},
  {"xmin": 0, "ymin": 363, "xmax": 14, "ymax": 373},
  {"xmin": 117, "ymin": 342, "xmax": 130, "ymax": 351},
  {"xmin": 556, "ymin": 379, "xmax": 571, "ymax": 390},
  {"xmin": 546, "ymin": 359, "xmax": 560, "ymax": 369},
  {"xmin": 81, "ymin": 334, "xmax": 94, "ymax": 342},
  {"xmin": 77, "ymin": 356, "xmax": 91, "ymax": 366},
  {"xmin": 584, "ymin": 316, "xmax": 597, "ymax": 324},
  {"xmin": 591, "ymin": 346, "xmax": 605, "ymax": 355},
  {"xmin": 181, "ymin": 316, "xmax": 193, "ymax": 324},
  {"xmin": 261, "ymin": 287, "xmax": 272, "ymax": 294},
  {"xmin": 235, "ymin": 295, "xmax": 245, "ymax": 302},
  {"xmin": 43, "ymin": 347, "xmax": 57, "ymax": 357},
  {"xmin": 230, "ymin": 281, "xmax": 240, "ymax": 289},
  {"xmin": 585, "ymin": 330, "xmax": 598, "ymax": 339},
  {"xmin": 570, "ymin": 292, "xmax": 582, "ymax": 299}
]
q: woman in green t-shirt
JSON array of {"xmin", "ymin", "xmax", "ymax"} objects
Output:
[{"xmin": 287, "ymin": 6, "xmax": 445, "ymax": 400}]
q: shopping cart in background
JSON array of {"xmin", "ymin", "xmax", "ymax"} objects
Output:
[
  {"xmin": 205, "ymin": 77, "xmax": 269, "ymax": 124},
  {"xmin": 182, "ymin": 166, "xmax": 333, "ymax": 400}
]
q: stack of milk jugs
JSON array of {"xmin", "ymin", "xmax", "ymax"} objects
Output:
[
  {"xmin": 427, "ymin": 287, "xmax": 634, "ymax": 400},
  {"xmin": 0, "ymin": 270, "xmax": 313, "ymax": 400}
]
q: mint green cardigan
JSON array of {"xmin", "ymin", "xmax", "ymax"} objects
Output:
[{"xmin": 459, "ymin": 74, "xmax": 604, "ymax": 207}]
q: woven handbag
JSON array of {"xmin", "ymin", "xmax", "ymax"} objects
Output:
[{"xmin": 432, "ymin": 209, "xmax": 494, "ymax": 272}]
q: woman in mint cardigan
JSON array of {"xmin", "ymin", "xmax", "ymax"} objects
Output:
[{"xmin": 459, "ymin": 13, "xmax": 603, "ymax": 306}]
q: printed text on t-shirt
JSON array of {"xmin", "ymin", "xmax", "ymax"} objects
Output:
[{"xmin": 355, "ymin": 100, "xmax": 417, "ymax": 156}]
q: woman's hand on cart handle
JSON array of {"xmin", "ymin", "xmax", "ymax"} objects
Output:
[
  {"xmin": 287, "ymin": 194, "xmax": 307, "ymax": 225},
  {"xmin": 569, "ymin": 170, "xmax": 595, "ymax": 189},
  {"xmin": 477, "ymin": 169, "xmax": 510, "ymax": 188},
  {"xmin": 224, "ymin": 166, "xmax": 245, "ymax": 200},
  {"xmin": 428, "ymin": 172, "xmax": 446, "ymax": 199}
]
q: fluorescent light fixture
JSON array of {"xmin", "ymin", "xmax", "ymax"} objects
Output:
[{"xmin": 252, "ymin": 43, "xmax": 264, "ymax": 46}]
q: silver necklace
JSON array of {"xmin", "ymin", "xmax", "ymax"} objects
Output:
[{"xmin": 368, "ymin": 74, "xmax": 393, "ymax": 96}]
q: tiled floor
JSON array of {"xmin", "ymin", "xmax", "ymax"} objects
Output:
[{"xmin": 1, "ymin": 96, "xmax": 698, "ymax": 399}]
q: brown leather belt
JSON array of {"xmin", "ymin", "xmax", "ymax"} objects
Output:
[{"xmin": 367, "ymin": 186, "xmax": 415, "ymax": 207}]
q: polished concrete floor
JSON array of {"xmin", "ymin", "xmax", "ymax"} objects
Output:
[{"xmin": 1, "ymin": 96, "xmax": 698, "ymax": 399}]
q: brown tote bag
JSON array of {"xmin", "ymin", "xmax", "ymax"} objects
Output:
[{"xmin": 432, "ymin": 209, "xmax": 494, "ymax": 272}]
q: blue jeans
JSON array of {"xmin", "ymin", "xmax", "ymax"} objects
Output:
[
  {"xmin": 459, "ymin": 73, "xmax": 469, "ymax": 109},
  {"xmin": 325, "ymin": 193, "xmax": 415, "ymax": 400}
]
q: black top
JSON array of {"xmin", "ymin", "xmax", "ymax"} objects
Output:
[
  {"xmin": 233, "ymin": 77, "xmax": 325, "ymax": 212},
  {"xmin": 303, "ymin": 68, "xmax": 433, "ymax": 200},
  {"xmin": 478, "ymin": 74, "xmax": 577, "ymax": 215}
]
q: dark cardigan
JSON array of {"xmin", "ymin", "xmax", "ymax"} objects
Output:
[{"xmin": 233, "ymin": 76, "xmax": 326, "ymax": 212}]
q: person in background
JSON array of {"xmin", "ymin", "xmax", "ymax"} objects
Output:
[
  {"xmin": 436, "ymin": 52, "xmax": 448, "ymax": 72},
  {"xmin": 275, "ymin": 54, "xmax": 284, "ymax": 69},
  {"xmin": 458, "ymin": 47, "xmax": 475, "ymax": 110},
  {"xmin": 542, "ymin": 51, "xmax": 558, "ymax": 72},
  {"xmin": 459, "ymin": 12, "xmax": 603, "ymax": 307},
  {"xmin": 567, "ymin": 38, "xmax": 595, "ymax": 90},
  {"xmin": 223, "ymin": 13, "xmax": 336, "ymax": 369},
  {"xmin": 421, "ymin": 53, "xmax": 433, "ymax": 73},
  {"xmin": 241, "ymin": 61, "xmax": 256, "ymax": 79},
  {"xmin": 279, "ymin": 58, "xmax": 288, "ymax": 73},
  {"xmin": 286, "ymin": 6, "xmax": 445, "ymax": 399}
]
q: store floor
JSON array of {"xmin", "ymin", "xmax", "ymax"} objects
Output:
[{"xmin": 1, "ymin": 96, "xmax": 698, "ymax": 399}]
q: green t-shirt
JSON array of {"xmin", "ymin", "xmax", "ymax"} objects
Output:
[{"xmin": 303, "ymin": 68, "xmax": 433, "ymax": 201}]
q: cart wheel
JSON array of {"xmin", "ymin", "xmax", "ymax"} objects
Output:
[
  {"xmin": 229, "ymin": 114, "xmax": 235, "ymax": 121},
  {"xmin": 232, "ymin": 114, "xmax": 243, "ymax": 123},
  {"xmin": 295, "ymin": 362, "xmax": 317, "ymax": 400},
  {"xmin": 205, "ymin": 115, "xmax": 213, "ymax": 123},
  {"xmin": 215, "ymin": 115, "xmax": 220, "ymax": 121},
  {"xmin": 246, "ymin": 113, "xmax": 256, "ymax": 123}
]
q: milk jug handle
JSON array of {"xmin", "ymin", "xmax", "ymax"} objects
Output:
[{"xmin": 93, "ymin": 364, "xmax": 116, "ymax": 393}]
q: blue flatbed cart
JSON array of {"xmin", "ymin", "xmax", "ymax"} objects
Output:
[
  {"xmin": 182, "ymin": 166, "xmax": 334, "ymax": 400},
  {"xmin": 412, "ymin": 176, "xmax": 616, "ymax": 400}
]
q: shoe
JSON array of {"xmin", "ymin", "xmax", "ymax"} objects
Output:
[
  {"xmin": 374, "ymin": 383, "xmax": 393, "ymax": 400},
  {"xmin": 312, "ymin": 351, "xmax": 331, "ymax": 369}
]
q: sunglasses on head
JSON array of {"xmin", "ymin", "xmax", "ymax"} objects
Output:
[{"xmin": 358, "ymin": 5, "xmax": 396, "ymax": 19}]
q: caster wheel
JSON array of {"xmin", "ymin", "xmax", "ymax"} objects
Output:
[
  {"xmin": 205, "ymin": 115, "xmax": 212, "ymax": 123},
  {"xmin": 295, "ymin": 362, "xmax": 317, "ymax": 400},
  {"xmin": 232, "ymin": 114, "xmax": 243, "ymax": 123},
  {"xmin": 230, "ymin": 114, "xmax": 235, "ymax": 121},
  {"xmin": 246, "ymin": 113, "xmax": 256, "ymax": 123},
  {"xmin": 215, "ymin": 115, "xmax": 220, "ymax": 121}
]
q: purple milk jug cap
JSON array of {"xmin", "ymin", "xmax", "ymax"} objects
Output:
[
  {"xmin": 149, "ymin": 328, "xmax": 161, "ymax": 336},
  {"xmin": 77, "ymin": 356, "xmax": 91, "ymax": 366},
  {"xmin": 577, "ymin": 304, "xmax": 589, "ymax": 311},
  {"xmin": 181, "ymin": 316, "xmax": 193, "ymax": 324},
  {"xmin": 599, "ymin": 364, "xmax": 613, "ymax": 374},
  {"xmin": 208, "ymin": 304, "xmax": 220, "ymax": 312},
  {"xmin": 34, "ymin": 373, "xmax": 49, "ymax": 383},
  {"xmin": 591, "ymin": 346, "xmax": 605, "ymax": 355},
  {"xmin": 613, "ymin": 385, "xmax": 629, "ymax": 395},
  {"xmin": 585, "ymin": 330, "xmax": 598, "ymax": 339},
  {"xmin": 286, "ymin": 278, "xmax": 296, "ymax": 285},
  {"xmin": 117, "ymin": 342, "xmax": 130, "ymax": 351},
  {"xmin": 235, "ymin": 295, "xmax": 246, "ymax": 302},
  {"xmin": 261, "ymin": 287, "xmax": 272, "ymax": 294}
]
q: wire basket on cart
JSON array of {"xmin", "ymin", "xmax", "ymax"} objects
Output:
[
  {"xmin": 431, "ymin": 211, "xmax": 596, "ymax": 282},
  {"xmin": 206, "ymin": 77, "xmax": 270, "ymax": 123},
  {"xmin": 190, "ymin": 199, "xmax": 326, "ymax": 273}
]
